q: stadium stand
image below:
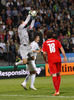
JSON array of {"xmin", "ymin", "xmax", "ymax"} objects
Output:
[{"xmin": 0, "ymin": 0, "xmax": 74, "ymax": 65}]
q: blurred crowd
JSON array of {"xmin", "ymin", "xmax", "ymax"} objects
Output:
[{"xmin": 0, "ymin": 0, "xmax": 74, "ymax": 63}]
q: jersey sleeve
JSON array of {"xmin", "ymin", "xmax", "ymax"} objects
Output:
[
  {"xmin": 18, "ymin": 14, "xmax": 31, "ymax": 30},
  {"xmin": 58, "ymin": 40, "xmax": 62, "ymax": 48},
  {"xmin": 42, "ymin": 42, "xmax": 46, "ymax": 52},
  {"xmin": 29, "ymin": 19, "xmax": 35, "ymax": 29}
]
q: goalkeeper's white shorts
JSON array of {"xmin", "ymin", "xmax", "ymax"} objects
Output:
[{"xmin": 18, "ymin": 44, "xmax": 34, "ymax": 59}]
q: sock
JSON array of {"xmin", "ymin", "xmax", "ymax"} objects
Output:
[
  {"xmin": 30, "ymin": 60, "xmax": 36, "ymax": 70},
  {"xmin": 23, "ymin": 74, "xmax": 31, "ymax": 85},
  {"xmin": 52, "ymin": 76, "xmax": 59, "ymax": 92},
  {"xmin": 57, "ymin": 75, "xmax": 61, "ymax": 91},
  {"xmin": 16, "ymin": 60, "xmax": 23, "ymax": 66},
  {"xmin": 30, "ymin": 74, "xmax": 36, "ymax": 87}
]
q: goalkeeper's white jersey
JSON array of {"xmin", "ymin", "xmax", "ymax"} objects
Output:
[
  {"xmin": 18, "ymin": 28, "xmax": 29, "ymax": 45},
  {"xmin": 18, "ymin": 14, "xmax": 35, "ymax": 45}
]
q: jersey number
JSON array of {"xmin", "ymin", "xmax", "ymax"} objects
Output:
[{"xmin": 48, "ymin": 43, "xmax": 55, "ymax": 53}]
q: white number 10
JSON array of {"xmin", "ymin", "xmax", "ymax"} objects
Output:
[{"xmin": 48, "ymin": 43, "xmax": 55, "ymax": 53}]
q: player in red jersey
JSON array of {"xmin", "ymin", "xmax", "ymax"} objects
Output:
[{"xmin": 42, "ymin": 31, "xmax": 67, "ymax": 96}]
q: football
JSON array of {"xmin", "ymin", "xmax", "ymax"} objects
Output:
[{"xmin": 31, "ymin": 10, "xmax": 37, "ymax": 17}]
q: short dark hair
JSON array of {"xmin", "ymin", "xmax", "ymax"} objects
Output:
[
  {"xmin": 47, "ymin": 31, "xmax": 53, "ymax": 38},
  {"xmin": 34, "ymin": 35, "xmax": 39, "ymax": 39}
]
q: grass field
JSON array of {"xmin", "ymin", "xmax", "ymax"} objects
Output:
[{"xmin": 0, "ymin": 75, "xmax": 74, "ymax": 100}]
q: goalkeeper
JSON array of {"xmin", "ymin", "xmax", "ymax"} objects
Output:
[{"xmin": 14, "ymin": 10, "xmax": 36, "ymax": 70}]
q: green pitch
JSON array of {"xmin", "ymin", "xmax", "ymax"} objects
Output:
[{"xmin": 0, "ymin": 75, "xmax": 74, "ymax": 100}]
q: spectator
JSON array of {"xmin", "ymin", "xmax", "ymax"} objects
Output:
[
  {"xmin": 71, "ymin": 6, "xmax": 74, "ymax": 16},
  {"xmin": 15, "ymin": 54, "xmax": 21, "ymax": 62},
  {"xmin": 0, "ymin": 24, "xmax": 4, "ymax": 33},
  {"xmin": 9, "ymin": 41, "xmax": 16, "ymax": 63},
  {"xmin": 71, "ymin": 34, "xmax": 74, "ymax": 44},
  {"xmin": 58, "ymin": 33, "xmax": 64, "ymax": 44},
  {"xmin": 12, "ymin": 7, "xmax": 18, "ymax": 26},
  {"xmin": 6, "ymin": 0, "xmax": 13, "ymax": 10},
  {"xmin": 2, "ymin": 22, "xmax": 6, "ymax": 30},
  {"xmin": 6, "ymin": 7, "xmax": 12, "ymax": 17},
  {"xmin": 63, "ymin": 41, "xmax": 70, "ymax": 53},
  {"xmin": 69, "ymin": 40, "xmax": 74, "ymax": 52},
  {"xmin": 14, "ymin": 39, "xmax": 19, "ymax": 53},
  {"xmin": 1, "ymin": 9, "xmax": 7, "ymax": 22},
  {"xmin": 0, "ymin": 16, "xmax": 3, "ymax": 25},
  {"xmin": 0, "ymin": 39, "xmax": 7, "ymax": 60},
  {"xmin": 3, "ymin": 29, "xmax": 7, "ymax": 43},
  {"xmin": 7, "ymin": 36, "xmax": 12, "ymax": 46},
  {"xmin": 0, "ymin": 47, "xmax": 4, "ymax": 60},
  {"xmin": 35, "ymin": 18, "xmax": 41, "ymax": 29},
  {"xmin": 8, "ymin": 27, "xmax": 14, "ymax": 38},
  {"xmin": 12, "ymin": 33, "xmax": 20, "ymax": 43},
  {"xmin": 0, "ymin": 39, "xmax": 6, "ymax": 52},
  {"xmin": 13, "ymin": 0, "xmax": 20, "ymax": 10},
  {"xmin": 0, "ymin": 31, "xmax": 4, "ymax": 41},
  {"xmin": 6, "ymin": 16, "xmax": 13, "ymax": 26},
  {"xmin": 5, "ymin": 42, "xmax": 9, "ymax": 61}
]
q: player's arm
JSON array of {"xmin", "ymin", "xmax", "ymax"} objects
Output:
[
  {"xmin": 42, "ymin": 42, "xmax": 48, "ymax": 63},
  {"xmin": 43, "ymin": 52, "xmax": 46, "ymax": 62},
  {"xmin": 29, "ymin": 19, "xmax": 35, "ymax": 29},
  {"xmin": 32, "ymin": 49, "xmax": 41, "ymax": 53},
  {"xmin": 29, "ymin": 10, "xmax": 37, "ymax": 29},
  {"xmin": 43, "ymin": 52, "xmax": 48, "ymax": 63},
  {"xmin": 60, "ymin": 46, "xmax": 67, "ymax": 62},
  {"xmin": 58, "ymin": 40, "xmax": 67, "ymax": 62},
  {"xmin": 18, "ymin": 14, "xmax": 31, "ymax": 30}
]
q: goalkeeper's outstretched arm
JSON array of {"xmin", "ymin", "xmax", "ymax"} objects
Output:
[
  {"xmin": 18, "ymin": 14, "xmax": 31, "ymax": 30},
  {"xmin": 29, "ymin": 19, "xmax": 35, "ymax": 29},
  {"xmin": 29, "ymin": 10, "xmax": 37, "ymax": 29}
]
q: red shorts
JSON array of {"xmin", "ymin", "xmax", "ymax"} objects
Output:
[{"xmin": 49, "ymin": 62, "xmax": 61, "ymax": 74}]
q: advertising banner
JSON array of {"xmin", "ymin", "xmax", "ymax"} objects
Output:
[
  {"xmin": 45, "ymin": 63, "xmax": 74, "ymax": 76},
  {"xmin": 0, "ymin": 64, "xmax": 45, "ymax": 79},
  {"xmin": 60, "ymin": 53, "xmax": 74, "ymax": 63}
]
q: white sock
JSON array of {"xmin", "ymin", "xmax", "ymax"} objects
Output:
[
  {"xmin": 16, "ymin": 60, "xmax": 23, "ymax": 66},
  {"xmin": 23, "ymin": 74, "xmax": 31, "ymax": 85},
  {"xmin": 30, "ymin": 60, "xmax": 36, "ymax": 70},
  {"xmin": 30, "ymin": 74, "xmax": 36, "ymax": 87}
]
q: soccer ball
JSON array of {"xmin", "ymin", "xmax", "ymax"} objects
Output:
[{"xmin": 31, "ymin": 10, "xmax": 37, "ymax": 17}]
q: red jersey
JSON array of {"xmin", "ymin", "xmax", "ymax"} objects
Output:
[{"xmin": 43, "ymin": 39, "xmax": 62, "ymax": 63}]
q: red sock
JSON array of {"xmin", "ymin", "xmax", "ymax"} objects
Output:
[
  {"xmin": 52, "ymin": 77, "xmax": 59, "ymax": 92},
  {"xmin": 57, "ymin": 75, "xmax": 61, "ymax": 91}
]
